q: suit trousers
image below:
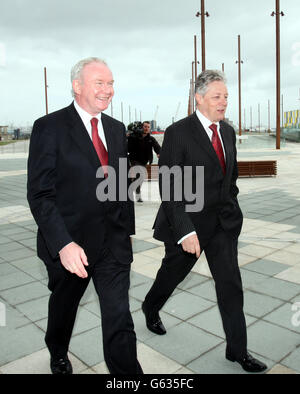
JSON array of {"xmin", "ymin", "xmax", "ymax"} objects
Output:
[
  {"xmin": 45, "ymin": 247, "xmax": 142, "ymax": 374},
  {"xmin": 144, "ymin": 227, "xmax": 247, "ymax": 359},
  {"xmin": 129, "ymin": 160, "xmax": 146, "ymax": 195}
]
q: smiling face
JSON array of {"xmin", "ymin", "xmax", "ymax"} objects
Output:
[
  {"xmin": 73, "ymin": 62, "xmax": 114, "ymax": 115},
  {"xmin": 195, "ymin": 80, "xmax": 228, "ymax": 123}
]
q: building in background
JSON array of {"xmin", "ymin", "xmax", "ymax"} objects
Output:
[
  {"xmin": 150, "ymin": 120, "xmax": 157, "ymax": 131},
  {"xmin": 0, "ymin": 126, "xmax": 8, "ymax": 141},
  {"xmin": 283, "ymin": 109, "xmax": 300, "ymax": 142},
  {"xmin": 284, "ymin": 110, "xmax": 300, "ymax": 129}
]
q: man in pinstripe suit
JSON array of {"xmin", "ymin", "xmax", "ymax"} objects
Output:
[{"xmin": 142, "ymin": 70, "xmax": 267, "ymax": 373}]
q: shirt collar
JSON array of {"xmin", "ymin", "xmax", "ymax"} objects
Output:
[
  {"xmin": 74, "ymin": 100, "xmax": 102, "ymax": 126},
  {"xmin": 196, "ymin": 109, "xmax": 219, "ymax": 130}
]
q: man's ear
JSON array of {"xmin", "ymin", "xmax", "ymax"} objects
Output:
[
  {"xmin": 72, "ymin": 79, "xmax": 81, "ymax": 96},
  {"xmin": 195, "ymin": 93, "xmax": 203, "ymax": 107}
]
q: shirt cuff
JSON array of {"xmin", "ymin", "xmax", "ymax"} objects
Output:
[
  {"xmin": 177, "ymin": 231, "xmax": 196, "ymax": 244},
  {"xmin": 59, "ymin": 241, "xmax": 73, "ymax": 254}
]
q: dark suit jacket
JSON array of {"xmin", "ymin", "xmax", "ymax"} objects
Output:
[
  {"xmin": 27, "ymin": 103, "xmax": 134, "ymax": 266},
  {"xmin": 153, "ymin": 112, "xmax": 243, "ymax": 244},
  {"xmin": 128, "ymin": 134, "xmax": 161, "ymax": 165}
]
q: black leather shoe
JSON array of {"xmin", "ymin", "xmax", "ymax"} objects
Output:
[
  {"xmin": 142, "ymin": 302, "xmax": 166, "ymax": 335},
  {"xmin": 226, "ymin": 351, "xmax": 267, "ymax": 373},
  {"xmin": 50, "ymin": 356, "xmax": 73, "ymax": 375}
]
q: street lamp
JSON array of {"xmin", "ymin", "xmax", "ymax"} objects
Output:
[
  {"xmin": 192, "ymin": 61, "xmax": 200, "ymax": 112},
  {"xmin": 235, "ymin": 35, "xmax": 244, "ymax": 137},
  {"xmin": 271, "ymin": 0, "xmax": 284, "ymax": 149},
  {"xmin": 196, "ymin": 0, "xmax": 210, "ymax": 71},
  {"xmin": 44, "ymin": 67, "xmax": 49, "ymax": 115}
]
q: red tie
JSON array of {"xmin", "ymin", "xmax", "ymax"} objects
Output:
[
  {"xmin": 91, "ymin": 117, "xmax": 108, "ymax": 177},
  {"xmin": 209, "ymin": 123, "xmax": 226, "ymax": 175}
]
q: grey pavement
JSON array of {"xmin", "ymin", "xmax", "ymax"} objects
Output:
[{"xmin": 0, "ymin": 137, "xmax": 299, "ymax": 374}]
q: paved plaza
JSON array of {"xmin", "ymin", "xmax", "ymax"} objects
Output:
[{"xmin": 0, "ymin": 137, "xmax": 299, "ymax": 374}]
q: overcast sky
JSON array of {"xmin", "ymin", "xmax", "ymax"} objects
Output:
[{"xmin": 0, "ymin": 0, "xmax": 299, "ymax": 129}]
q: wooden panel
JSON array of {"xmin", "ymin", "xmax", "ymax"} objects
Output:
[
  {"xmin": 237, "ymin": 161, "xmax": 277, "ymax": 177},
  {"xmin": 145, "ymin": 161, "xmax": 277, "ymax": 180}
]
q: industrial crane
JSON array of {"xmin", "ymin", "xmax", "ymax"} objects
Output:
[
  {"xmin": 172, "ymin": 102, "xmax": 181, "ymax": 123},
  {"xmin": 153, "ymin": 106, "xmax": 159, "ymax": 121}
]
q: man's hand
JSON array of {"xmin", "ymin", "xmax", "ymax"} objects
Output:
[
  {"xmin": 59, "ymin": 242, "xmax": 89, "ymax": 278},
  {"xmin": 181, "ymin": 234, "xmax": 201, "ymax": 258}
]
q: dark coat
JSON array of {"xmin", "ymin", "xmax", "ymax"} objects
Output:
[
  {"xmin": 128, "ymin": 133, "xmax": 161, "ymax": 165},
  {"xmin": 153, "ymin": 112, "xmax": 243, "ymax": 244},
  {"xmin": 27, "ymin": 103, "xmax": 134, "ymax": 266}
]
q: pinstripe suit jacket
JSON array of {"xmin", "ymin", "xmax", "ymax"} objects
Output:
[{"xmin": 153, "ymin": 112, "xmax": 243, "ymax": 244}]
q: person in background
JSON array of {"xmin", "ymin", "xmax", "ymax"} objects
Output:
[{"xmin": 128, "ymin": 121, "xmax": 161, "ymax": 202}]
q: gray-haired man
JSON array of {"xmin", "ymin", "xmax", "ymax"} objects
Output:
[
  {"xmin": 142, "ymin": 70, "xmax": 267, "ymax": 373},
  {"xmin": 27, "ymin": 57, "xmax": 142, "ymax": 374}
]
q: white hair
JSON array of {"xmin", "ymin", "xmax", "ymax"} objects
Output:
[
  {"xmin": 195, "ymin": 69, "xmax": 227, "ymax": 96},
  {"xmin": 70, "ymin": 57, "xmax": 108, "ymax": 97}
]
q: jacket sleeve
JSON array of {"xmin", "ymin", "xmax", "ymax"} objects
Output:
[
  {"xmin": 230, "ymin": 128, "xmax": 240, "ymax": 202},
  {"xmin": 123, "ymin": 126, "xmax": 135, "ymax": 235},
  {"xmin": 158, "ymin": 126, "xmax": 195, "ymax": 242},
  {"xmin": 27, "ymin": 119, "xmax": 73, "ymax": 259},
  {"xmin": 152, "ymin": 136, "xmax": 161, "ymax": 155}
]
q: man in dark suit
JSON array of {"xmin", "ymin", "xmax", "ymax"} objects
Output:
[
  {"xmin": 27, "ymin": 57, "xmax": 142, "ymax": 374},
  {"xmin": 128, "ymin": 121, "xmax": 161, "ymax": 202},
  {"xmin": 142, "ymin": 70, "xmax": 267, "ymax": 373}
]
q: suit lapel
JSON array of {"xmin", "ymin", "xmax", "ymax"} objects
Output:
[
  {"xmin": 101, "ymin": 113, "xmax": 115, "ymax": 167},
  {"xmin": 66, "ymin": 103, "xmax": 102, "ymax": 169},
  {"xmin": 190, "ymin": 113, "xmax": 223, "ymax": 170},
  {"xmin": 219, "ymin": 121, "xmax": 233, "ymax": 175}
]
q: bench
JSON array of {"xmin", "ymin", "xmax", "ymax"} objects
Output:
[
  {"xmin": 237, "ymin": 160, "xmax": 277, "ymax": 177},
  {"xmin": 146, "ymin": 161, "xmax": 277, "ymax": 180}
]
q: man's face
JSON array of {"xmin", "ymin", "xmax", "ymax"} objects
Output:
[
  {"xmin": 143, "ymin": 122, "xmax": 151, "ymax": 136},
  {"xmin": 195, "ymin": 81, "xmax": 228, "ymax": 123},
  {"xmin": 73, "ymin": 62, "xmax": 114, "ymax": 115}
]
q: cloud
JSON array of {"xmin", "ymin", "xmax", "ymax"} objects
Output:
[{"xmin": 0, "ymin": 0, "xmax": 299, "ymax": 129}]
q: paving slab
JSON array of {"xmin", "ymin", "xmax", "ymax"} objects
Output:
[
  {"xmin": 187, "ymin": 343, "xmax": 273, "ymax": 374},
  {"xmin": 145, "ymin": 322, "xmax": 223, "ymax": 365},
  {"xmin": 162, "ymin": 292, "xmax": 215, "ymax": 320},
  {"xmin": 1, "ymin": 141, "xmax": 300, "ymax": 374},
  {"xmin": 247, "ymin": 320, "xmax": 300, "ymax": 362},
  {"xmin": 243, "ymin": 290, "xmax": 284, "ymax": 318},
  {"xmin": 281, "ymin": 347, "xmax": 300, "ymax": 373},
  {"xmin": 242, "ymin": 259, "xmax": 289, "ymax": 276},
  {"xmin": 0, "ymin": 348, "xmax": 87, "ymax": 374},
  {"xmin": 263, "ymin": 302, "xmax": 300, "ymax": 332},
  {"xmin": 69, "ymin": 326, "xmax": 104, "ymax": 367},
  {"xmin": 249, "ymin": 277, "xmax": 300, "ymax": 301},
  {"xmin": 0, "ymin": 323, "xmax": 45, "ymax": 366}
]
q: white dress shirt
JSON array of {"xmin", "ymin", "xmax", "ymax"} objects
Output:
[
  {"xmin": 177, "ymin": 110, "xmax": 226, "ymax": 245},
  {"xmin": 73, "ymin": 100, "xmax": 108, "ymax": 150},
  {"xmin": 59, "ymin": 102, "xmax": 108, "ymax": 253},
  {"xmin": 196, "ymin": 109, "xmax": 226, "ymax": 158}
]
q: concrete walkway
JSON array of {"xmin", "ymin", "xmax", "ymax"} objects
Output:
[{"xmin": 0, "ymin": 137, "xmax": 299, "ymax": 374}]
